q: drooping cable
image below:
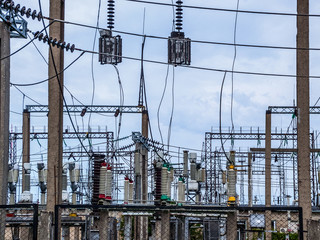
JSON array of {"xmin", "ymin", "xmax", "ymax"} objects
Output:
[
  {"xmin": 167, "ymin": 67, "xmax": 175, "ymax": 152},
  {"xmin": 27, "ymin": 33, "xmax": 48, "ymax": 64},
  {"xmin": 12, "ymin": 85, "xmax": 42, "ymax": 105},
  {"xmin": 230, "ymin": 0, "xmax": 240, "ymax": 136},
  {"xmin": 219, "ymin": 71, "xmax": 232, "ymax": 164},
  {"xmin": 11, "ymin": 51, "xmax": 85, "ymax": 86},
  {"xmin": 157, "ymin": 65, "xmax": 169, "ymax": 144},
  {"xmin": 88, "ymin": 0, "xmax": 102, "ymax": 133}
]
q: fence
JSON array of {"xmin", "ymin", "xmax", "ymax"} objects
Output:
[
  {"xmin": 0, "ymin": 204, "xmax": 38, "ymax": 240},
  {"xmin": 53, "ymin": 205, "xmax": 303, "ymax": 240}
]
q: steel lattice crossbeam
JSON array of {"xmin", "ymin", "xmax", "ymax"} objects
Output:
[
  {"xmin": 10, "ymin": 132, "xmax": 113, "ymax": 140},
  {"xmin": 268, "ymin": 106, "xmax": 320, "ymax": 114},
  {"xmin": 205, "ymin": 132, "xmax": 298, "ymax": 140},
  {"xmin": 25, "ymin": 105, "xmax": 144, "ymax": 113}
]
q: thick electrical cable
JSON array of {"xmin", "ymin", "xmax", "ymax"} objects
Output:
[
  {"xmin": 10, "ymin": 51, "xmax": 85, "ymax": 87},
  {"xmin": 125, "ymin": 0, "xmax": 320, "ymax": 17},
  {"xmin": 167, "ymin": 67, "xmax": 175, "ymax": 152},
  {"xmin": 157, "ymin": 65, "xmax": 169, "ymax": 145},
  {"xmin": 43, "ymin": 16, "xmax": 320, "ymax": 52},
  {"xmin": 219, "ymin": 71, "xmax": 232, "ymax": 164},
  {"xmin": 230, "ymin": 0, "xmax": 240, "ymax": 136},
  {"xmin": 88, "ymin": 0, "xmax": 102, "ymax": 132},
  {"xmin": 76, "ymin": 49, "xmax": 320, "ymax": 79}
]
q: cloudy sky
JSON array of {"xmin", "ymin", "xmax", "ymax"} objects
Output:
[{"xmin": 7, "ymin": 0, "xmax": 320, "ymax": 203}]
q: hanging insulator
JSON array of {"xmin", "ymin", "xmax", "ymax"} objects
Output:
[
  {"xmin": 20, "ymin": 6, "xmax": 26, "ymax": 16},
  {"xmin": 107, "ymin": 0, "xmax": 115, "ymax": 29},
  {"xmin": 31, "ymin": 10, "xmax": 37, "ymax": 20},
  {"xmin": 33, "ymin": 32, "xmax": 76, "ymax": 53},
  {"xmin": 14, "ymin": 4, "xmax": 20, "ymax": 14},
  {"xmin": 26, "ymin": 8, "xmax": 31, "ymax": 18},
  {"xmin": 175, "ymin": 0, "xmax": 183, "ymax": 31}
]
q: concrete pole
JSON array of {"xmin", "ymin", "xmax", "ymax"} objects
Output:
[
  {"xmin": 141, "ymin": 110, "xmax": 148, "ymax": 202},
  {"xmin": 47, "ymin": 0, "xmax": 65, "ymax": 212},
  {"xmin": 297, "ymin": 0, "xmax": 312, "ymax": 235},
  {"xmin": 226, "ymin": 210, "xmax": 237, "ymax": 240},
  {"xmin": 265, "ymin": 111, "xmax": 272, "ymax": 239},
  {"xmin": 0, "ymin": 22, "xmax": 10, "ymax": 205},
  {"xmin": 265, "ymin": 110, "xmax": 271, "ymax": 207},
  {"xmin": 248, "ymin": 152, "xmax": 252, "ymax": 207},
  {"xmin": 22, "ymin": 109, "xmax": 30, "ymax": 192},
  {"xmin": 0, "ymin": 23, "xmax": 10, "ymax": 240}
]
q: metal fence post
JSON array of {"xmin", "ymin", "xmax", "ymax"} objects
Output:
[{"xmin": 33, "ymin": 204, "xmax": 38, "ymax": 240}]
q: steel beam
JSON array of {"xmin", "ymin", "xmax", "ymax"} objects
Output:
[{"xmin": 25, "ymin": 105, "xmax": 144, "ymax": 113}]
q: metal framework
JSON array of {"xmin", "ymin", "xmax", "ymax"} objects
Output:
[
  {"xmin": 25, "ymin": 105, "xmax": 144, "ymax": 114},
  {"xmin": 0, "ymin": 5, "xmax": 27, "ymax": 38},
  {"xmin": 268, "ymin": 106, "xmax": 320, "ymax": 114}
]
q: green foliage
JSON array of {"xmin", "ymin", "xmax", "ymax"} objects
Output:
[
  {"xmin": 271, "ymin": 232, "xmax": 298, "ymax": 240},
  {"xmin": 189, "ymin": 223, "xmax": 203, "ymax": 240}
]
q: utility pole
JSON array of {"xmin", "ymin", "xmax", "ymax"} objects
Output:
[
  {"xmin": 0, "ymin": 22, "xmax": 10, "ymax": 240},
  {"xmin": 22, "ymin": 109, "xmax": 30, "ymax": 192},
  {"xmin": 297, "ymin": 0, "xmax": 311, "ymax": 235},
  {"xmin": 47, "ymin": 0, "xmax": 65, "ymax": 212},
  {"xmin": 265, "ymin": 110, "xmax": 272, "ymax": 239},
  {"xmin": 0, "ymin": 22, "xmax": 9, "ymax": 204}
]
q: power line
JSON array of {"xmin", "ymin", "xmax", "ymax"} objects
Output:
[
  {"xmin": 75, "ymin": 48, "xmax": 320, "ymax": 79},
  {"xmin": 10, "ymin": 51, "xmax": 85, "ymax": 87},
  {"xmin": 125, "ymin": 0, "xmax": 320, "ymax": 17},
  {"xmin": 42, "ymin": 16, "xmax": 320, "ymax": 52}
]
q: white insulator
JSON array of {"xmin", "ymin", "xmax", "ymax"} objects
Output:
[
  {"xmin": 128, "ymin": 182, "xmax": 133, "ymax": 203},
  {"xmin": 222, "ymin": 171, "xmax": 227, "ymax": 185},
  {"xmin": 99, "ymin": 166, "xmax": 107, "ymax": 198},
  {"xmin": 229, "ymin": 151, "xmax": 236, "ymax": 164},
  {"xmin": 124, "ymin": 179, "xmax": 129, "ymax": 204},
  {"xmin": 13, "ymin": 164, "xmax": 19, "ymax": 183},
  {"xmin": 74, "ymin": 164, "xmax": 80, "ymax": 182},
  {"xmin": 182, "ymin": 183, "xmax": 186, "ymax": 199},
  {"xmin": 8, "ymin": 170, "xmax": 13, "ymax": 183},
  {"xmin": 106, "ymin": 169, "xmax": 112, "ymax": 199},
  {"xmin": 12, "ymin": 169, "xmax": 19, "ymax": 183},
  {"xmin": 227, "ymin": 169, "xmax": 237, "ymax": 198},
  {"xmin": 189, "ymin": 152, "xmax": 197, "ymax": 163},
  {"xmin": 43, "ymin": 169, "xmax": 47, "ymax": 183},
  {"xmin": 161, "ymin": 167, "xmax": 168, "ymax": 196},
  {"xmin": 62, "ymin": 168, "xmax": 68, "ymax": 191},
  {"xmin": 24, "ymin": 163, "xmax": 31, "ymax": 172},
  {"xmin": 178, "ymin": 180, "xmax": 184, "ymax": 202},
  {"xmin": 134, "ymin": 152, "xmax": 140, "ymax": 175},
  {"xmin": 167, "ymin": 170, "xmax": 171, "ymax": 198},
  {"xmin": 190, "ymin": 163, "xmax": 196, "ymax": 180}
]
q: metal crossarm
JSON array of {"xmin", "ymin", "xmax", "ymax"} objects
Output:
[{"xmin": 25, "ymin": 105, "xmax": 144, "ymax": 113}]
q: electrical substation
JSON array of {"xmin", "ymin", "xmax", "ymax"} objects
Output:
[{"xmin": 1, "ymin": 0, "xmax": 320, "ymax": 239}]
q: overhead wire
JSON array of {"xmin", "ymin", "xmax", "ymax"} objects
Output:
[
  {"xmin": 124, "ymin": 0, "xmax": 320, "ymax": 17},
  {"xmin": 75, "ymin": 48, "xmax": 320, "ymax": 79},
  {"xmin": 88, "ymin": 0, "xmax": 102, "ymax": 131},
  {"xmin": 11, "ymin": 85, "xmax": 43, "ymax": 106},
  {"xmin": 167, "ymin": 67, "xmax": 175, "ymax": 152},
  {"xmin": 230, "ymin": 0, "xmax": 240, "ymax": 136},
  {"xmin": 10, "ymin": 51, "xmax": 85, "ymax": 87}
]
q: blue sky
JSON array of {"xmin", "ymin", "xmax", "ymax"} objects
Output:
[{"xmin": 7, "ymin": 0, "xmax": 320, "ymax": 203}]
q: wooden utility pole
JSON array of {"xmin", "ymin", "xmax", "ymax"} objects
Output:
[
  {"xmin": 0, "ymin": 22, "xmax": 10, "ymax": 204},
  {"xmin": 22, "ymin": 109, "xmax": 30, "ymax": 192},
  {"xmin": 297, "ymin": 0, "xmax": 311, "ymax": 235},
  {"xmin": 47, "ymin": 0, "xmax": 65, "ymax": 212}
]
